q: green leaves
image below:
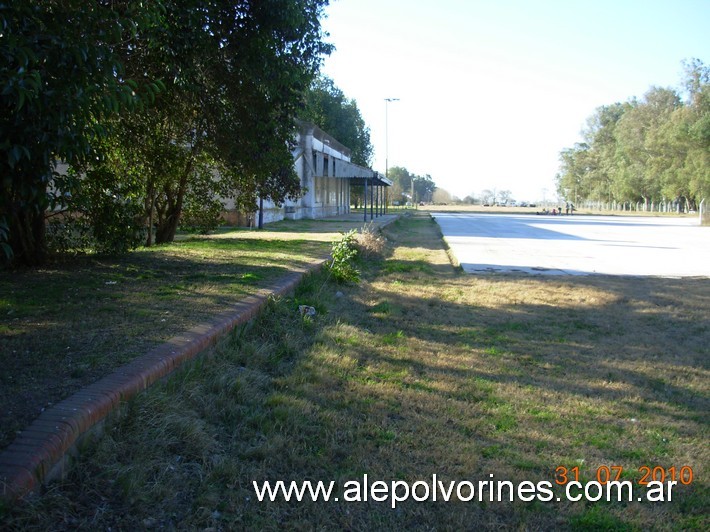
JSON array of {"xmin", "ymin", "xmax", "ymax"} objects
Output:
[
  {"xmin": 556, "ymin": 60, "xmax": 710, "ymax": 209},
  {"xmin": 300, "ymin": 76, "xmax": 373, "ymax": 167},
  {"xmin": 2, "ymin": 0, "xmax": 333, "ymax": 265},
  {"xmin": 1, "ymin": 1, "xmax": 162, "ymax": 264},
  {"xmin": 327, "ymin": 230, "xmax": 361, "ymax": 284}
]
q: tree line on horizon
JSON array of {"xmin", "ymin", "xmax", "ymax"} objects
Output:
[
  {"xmin": 1, "ymin": 1, "xmax": 377, "ymax": 268},
  {"xmin": 385, "ymin": 167, "xmax": 437, "ymax": 205},
  {"xmin": 555, "ymin": 59, "xmax": 709, "ymax": 212}
]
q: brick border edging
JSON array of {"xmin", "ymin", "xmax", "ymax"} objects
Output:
[
  {"xmin": 0, "ymin": 261, "xmax": 321, "ymax": 502},
  {"xmin": 0, "ymin": 214, "xmax": 400, "ymax": 503}
]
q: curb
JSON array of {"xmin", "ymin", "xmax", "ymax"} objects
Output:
[
  {"xmin": 0, "ymin": 214, "xmax": 400, "ymax": 503},
  {"xmin": 0, "ymin": 261, "xmax": 320, "ymax": 502}
]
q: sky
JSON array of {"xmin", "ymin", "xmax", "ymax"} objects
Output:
[{"xmin": 319, "ymin": 0, "xmax": 709, "ymax": 202}]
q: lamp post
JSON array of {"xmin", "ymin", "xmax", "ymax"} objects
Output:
[{"xmin": 384, "ymin": 97, "xmax": 399, "ymax": 181}]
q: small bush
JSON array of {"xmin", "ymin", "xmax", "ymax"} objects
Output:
[
  {"xmin": 46, "ymin": 200, "xmax": 145, "ymax": 256},
  {"xmin": 327, "ymin": 229, "xmax": 360, "ymax": 283},
  {"xmin": 46, "ymin": 218, "xmax": 93, "ymax": 256}
]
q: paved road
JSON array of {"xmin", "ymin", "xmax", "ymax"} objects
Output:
[{"xmin": 433, "ymin": 212, "xmax": 710, "ymax": 277}]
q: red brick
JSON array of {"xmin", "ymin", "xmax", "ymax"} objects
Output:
[
  {"xmin": 0, "ymin": 464, "xmax": 37, "ymax": 500},
  {"xmin": 29, "ymin": 414, "xmax": 80, "ymax": 438},
  {"xmin": 11, "ymin": 431, "xmax": 66, "ymax": 454}
]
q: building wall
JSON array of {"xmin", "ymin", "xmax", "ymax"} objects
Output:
[{"xmin": 226, "ymin": 123, "xmax": 363, "ymax": 226}]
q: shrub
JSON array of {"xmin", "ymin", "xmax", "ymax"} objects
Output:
[{"xmin": 327, "ymin": 230, "xmax": 360, "ymax": 283}]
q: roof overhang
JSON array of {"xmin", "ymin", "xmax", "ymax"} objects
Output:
[{"xmin": 348, "ymin": 173, "xmax": 392, "ymax": 187}]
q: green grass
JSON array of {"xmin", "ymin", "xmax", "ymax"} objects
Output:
[
  {"xmin": 3, "ymin": 212, "xmax": 708, "ymax": 530},
  {"xmin": 0, "ymin": 225, "xmax": 345, "ymax": 450}
]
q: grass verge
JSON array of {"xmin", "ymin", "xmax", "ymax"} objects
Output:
[
  {"xmin": 0, "ymin": 218, "xmax": 371, "ymax": 450},
  {"xmin": 3, "ymin": 213, "xmax": 708, "ymax": 529}
]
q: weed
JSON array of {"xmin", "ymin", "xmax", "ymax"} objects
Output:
[
  {"xmin": 326, "ymin": 230, "xmax": 360, "ymax": 283},
  {"xmin": 381, "ymin": 330, "xmax": 405, "ymax": 344},
  {"xmin": 569, "ymin": 505, "xmax": 632, "ymax": 530},
  {"xmin": 368, "ymin": 301, "xmax": 391, "ymax": 314}
]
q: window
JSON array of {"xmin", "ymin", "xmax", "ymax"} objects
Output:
[{"xmin": 315, "ymin": 176, "xmax": 322, "ymax": 203}]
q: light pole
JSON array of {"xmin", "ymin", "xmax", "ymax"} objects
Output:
[{"xmin": 384, "ymin": 97, "xmax": 399, "ymax": 181}]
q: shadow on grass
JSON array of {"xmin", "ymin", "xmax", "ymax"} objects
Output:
[
  {"xmin": 350, "ymin": 276, "xmax": 708, "ymax": 395},
  {"xmin": 250, "ymin": 216, "xmax": 709, "ymax": 527},
  {"xmin": 0, "ymin": 238, "xmax": 330, "ymax": 450},
  {"xmin": 278, "ymin": 286, "xmax": 707, "ymax": 528},
  {"xmin": 3, "ymin": 215, "xmax": 707, "ymax": 530}
]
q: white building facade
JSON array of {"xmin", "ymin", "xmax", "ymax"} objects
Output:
[{"xmin": 224, "ymin": 121, "xmax": 391, "ymax": 225}]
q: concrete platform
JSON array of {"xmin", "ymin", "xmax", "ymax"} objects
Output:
[{"xmin": 434, "ymin": 212, "xmax": 709, "ymax": 277}]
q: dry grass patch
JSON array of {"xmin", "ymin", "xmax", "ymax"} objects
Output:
[
  {"xmin": 4, "ymin": 212, "xmax": 708, "ymax": 530},
  {"xmin": 354, "ymin": 222, "xmax": 387, "ymax": 258}
]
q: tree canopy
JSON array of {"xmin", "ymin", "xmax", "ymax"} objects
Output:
[
  {"xmin": 1, "ymin": 0, "xmax": 332, "ymax": 265},
  {"xmin": 299, "ymin": 76, "xmax": 373, "ymax": 167},
  {"xmin": 387, "ymin": 166, "xmax": 437, "ymax": 203},
  {"xmin": 556, "ymin": 59, "xmax": 709, "ymax": 211},
  {"xmin": 1, "ymin": 1, "xmax": 162, "ymax": 264}
]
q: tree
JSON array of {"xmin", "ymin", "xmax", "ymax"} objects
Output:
[
  {"xmin": 2, "ymin": 0, "xmax": 334, "ymax": 263},
  {"xmin": 0, "ymin": 1, "xmax": 163, "ymax": 265},
  {"xmin": 432, "ymin": 188, "xmax": 453, "ymax": 204},
  {"xmin": 61, "ymin": 102, "xmax": 225, "ymax": 247},
  {"xmin": 481, "ymin": 189, "xmax": 497, "ymax": 204},
  {"xmin": 104, "ymin": 0, "xmax": 331, "ymax": 243},
  {"xmin": 300, "ymin": 76, "xmax": 373, "ymax": 166},
  {"xmin": 387, "ymin": 166, "xmax": 414, "ymax": 202},
  {"xmin": 614, "ymin": 87, "xmax": 682, "ymax": 206},
  {"xmin": 679, "ymin": 59, "xmax": 710, "ymax": 205},
  {"xmin": 413, "ymin": 174, "xmax": 436, "ymax": 203},
  {"xmin": 380, "ymin": 166, "xmax": 438, "ymax": 204},
  {"xmin": 498, "ymin": 189, "xmax": 513, "ymax": 204},
  {"xmin": 556, "ymin": 61, "xmax": 709, "ymax": 211},
  {"xmin": 199, "ymin": 0, "xmax": 332, "ymax": 227},
  {"xmin": 584, "ymin": 103, "xmax": 629, "ymax": 202}
]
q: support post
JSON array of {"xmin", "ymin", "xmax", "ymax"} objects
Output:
[
  {"xmin": 370, "ymin": 178, "xmax": 374, "ymax": 221},
  {"xmin": 363, "ymin": 180, "xmax": 368, "ymax": 222},
  {"xmin": 258, "ymin": 196, "xmax": 264, "ymax": 229}
]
